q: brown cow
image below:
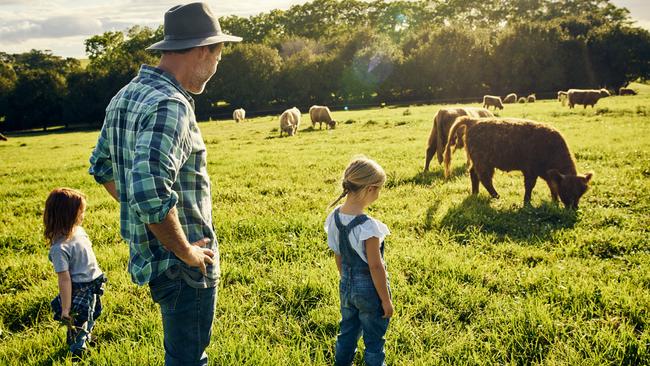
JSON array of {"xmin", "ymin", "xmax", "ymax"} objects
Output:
[
  {"xmin": 619, "ymin": 87, "xmax": 637, "ymax": 96},
  {"xmin": 527, "ymin": 94, "xmax": 536, "ymax": 103},
  {"xmin": 483, "ymin": 95, "xmax": 504, "ymax": 110},
  {"xmin": 503, "ymin": 93, "xmax": 517, "ymax": 104},
  {"xmin": 444, "ymin": 117, "xmax": 592, "ymax": 208},
  {"xmin": 567, "ymin": 89, "xmax": 610, "ymax": 109},
  {"xmin": 309, "ymin": 105, "xmax": 337, "ymax": 129},
  {"xmin": 424, "ymin": 107, "xmax": 494, "ymax": 171}
]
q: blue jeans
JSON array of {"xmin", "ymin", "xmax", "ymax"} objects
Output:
[
  {"xmin": 149, "ymin": 271, "xmax": 217, "ymax": 366},
  {"xmin": 335, "ymin": 272, "xmax": 390, "ymax": 366}
]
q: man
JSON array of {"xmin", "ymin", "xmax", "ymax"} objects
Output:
[{"xmin": 88, "ymin": 3, "xmax": 241, "ymax": 365}]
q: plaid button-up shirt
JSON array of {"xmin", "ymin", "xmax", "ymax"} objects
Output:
[{"xmin": 89, "ymin": 65, "xmax": 218, "ymax": 287}]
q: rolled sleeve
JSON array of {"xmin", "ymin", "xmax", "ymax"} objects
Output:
[
  {"xmin": 89, "ymin": 122, "xmax": 114, "ymax": 184},
  {"xmin": 128, "ymin": 100, "xmax": 192, "ymax": 224}
]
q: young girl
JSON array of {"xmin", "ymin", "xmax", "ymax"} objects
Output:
[
  {"xmin": 44, "ymin": 188, "xmax": 106, "ymax": 357},
  {"xmin": 324, "ymin": 157, "xmax": 393, "ymax": 366}
]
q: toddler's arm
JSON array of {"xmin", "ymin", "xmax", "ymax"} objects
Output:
[
  {"xmin": 56, "ymin": 271, "xmax": 72, "ymax": 319},
  {"xmin": 366, "ymin": 237, "xmax": 393, "ymax": 318}
]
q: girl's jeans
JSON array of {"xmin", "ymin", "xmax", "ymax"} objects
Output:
[
  {"xmin": 149, "ymin": 272, "xmax": 217, "ymax": 366},
  {"xmin": 335, "ymin": 272, "xmax": 390, "ymax": 366}
]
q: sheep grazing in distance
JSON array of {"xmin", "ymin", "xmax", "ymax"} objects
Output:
[
  {"xmin": 567, "ymin": 89, "xmax": 610, "ymax": 109},
  {"xmin": 443, "ymin": 117, "xmax": 593, "ymax": 208},
  {"xmin": 233, "ymin": 108, "xmax": 246, "ymax": 123},
  {"xmin": 0, "ymin": 133, "xmax": 7, "ymax": 141},
  {"xmin": 279, "ymin": 107, "xmax": 301, "ymax": 137},
  {"xmin": 557, "ymin": 91, "xmax": 568, "ymax": 106},
  {"xmin": 424, "ymin": 107, "xmax": 494, "ymax": 171},
  {"xmin": 503, "ymin": 93, "xmax": 517, "ymax": 104},
  {"xmin": 483, "ymin": 95, "xmax": 504, "ymax": 110},
  {"xmin": 527, "ymin": 94, "xmax": 536, "ymax": 103},
  {"xmin": 619, "ymin": 87, "xmax": 637, "ymax": 96},
  {"xmin": 309, "ymin": 105, "xmax": 337, "ymax": 129},
  {"xmin": 518, "ymin": 97, "xmax": 526, "ymax": 103}
]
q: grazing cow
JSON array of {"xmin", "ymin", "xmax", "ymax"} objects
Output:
[
  {"xmin": 503, "ymin": 93, "xmax": 517, "ymax": 104},
  {"xmin": 483, "ymin": 95, "xmax": 504, "ymax": 110},
  {"xmin": 527, "ymin": 94, "xmax": 536, "ymax": 103},
  {"xmin": 567, "ymin": 89, "xmax": 610, "ymax": 109},
  {"xmin": 619, "ymin": 87, "xmax": 637, "ymax": 96},
  {"xmin": 0, "ymin": 133, "xmax": 7, "ymax": 141},
  {"xmin": 518, "ymin": 97, "xmax": 526, "ymax": 103},
  {"xmin": 279, "ymin": 107, "xmax": 301, "ymax": 137},
  {"xmin": 233, "ymin": 108, "xmax": 245, "ymax": 122},
  {"xmin": 444, "ymin": 117, "xmax": 593, "ymax": 208},
  {"xmin": 424, "ymin": 107, "xmax": 494, "ymax": 171},
  {"xmin": 557, "ymin": 91, "xmax": 568, "ymax": 106},
  {"xmin": 309, "ymin": 105, "xmax": 337, "ymax": 129}
]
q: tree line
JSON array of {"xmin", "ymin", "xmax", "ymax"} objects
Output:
[{"xmin": 1, "ymin": 0, "xmax": 649, "ymax": 132}]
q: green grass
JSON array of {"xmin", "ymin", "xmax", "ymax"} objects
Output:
[{"xmin": 1, "ymin": 83, "xmax": 649, "ymax": 365}]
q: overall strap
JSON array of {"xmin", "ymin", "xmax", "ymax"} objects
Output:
[{"xmin": 334, "ymin": 208, "xmax": 370, "ymax": 266}]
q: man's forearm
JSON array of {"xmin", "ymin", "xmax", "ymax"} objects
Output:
[
  {"xmin": 147, "ymin": 206, "xmax": 192, "ymax": 259},
  {"xmin": 102, "ymin": 181, "xmax": 119, "ymax": 201}
]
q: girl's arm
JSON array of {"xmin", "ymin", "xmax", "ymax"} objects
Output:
[
  {"xmin": 365, "ymin": 236, "xmax": 393, "ymax": 318},
  {"xmin": 335, "ymin": 254, "xmax": 342, "ymax": 276},
  {"xmin": 56, "ymin": 271, "xmax": 73, "ymax": 319}
]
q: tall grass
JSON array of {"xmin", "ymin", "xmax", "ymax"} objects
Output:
[{"xmin": 0, "ymin": 84, "xmax": 649, "ymax": 365}]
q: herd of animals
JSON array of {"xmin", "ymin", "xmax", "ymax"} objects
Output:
[{"xmin": 227, "ymin": 85, "xmax": 638, "ymax": 209}]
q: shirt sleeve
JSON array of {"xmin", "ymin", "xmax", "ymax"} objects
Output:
[
  {"xmin": 88, "ymin": 121, "xmax": 114, "ymax": 184},
  {"xmin": 49, "ymin": 245, "xmax": 70, "ymax": 273},
  {"xmin": 358, "ymin": 218, "xmax": 390, "ymax": 243},
  {"xmin": 127, "ymin": 99, "xmax": 192, "ymax": 224},
  {"xmin": 324, "ymin": 211, "xmax": 340, "ymax": 255}
]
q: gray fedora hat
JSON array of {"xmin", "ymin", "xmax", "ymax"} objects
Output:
[{"xmin": 147, "ymin": 2, "xmax": 242, "ymax": 51}]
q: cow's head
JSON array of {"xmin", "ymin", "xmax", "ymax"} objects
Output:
[
  {"xmin": 548, "ymin": 169, "xmax": 593, "ymax": 209},
  {"xmin": 329, "ymin": 120, "xmax": 337, "ymax": 129}
]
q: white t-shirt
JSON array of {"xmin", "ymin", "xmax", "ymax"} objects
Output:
[{"xmin": 324, "ymin": 207, "xmax": 390, "ymax": 263}]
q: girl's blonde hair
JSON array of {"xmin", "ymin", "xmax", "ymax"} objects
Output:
[
  {"xmin": 330, "ymin": 156, "xmax": 386, "ymax": 207},
  {"xmin": 44, "ymin": 187, "xmax": 86, "ymax": 245}
]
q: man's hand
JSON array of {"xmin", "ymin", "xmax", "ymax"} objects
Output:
[{"xmin": 176, "ymin": 238, "xmax": 214, "ymax": 276}]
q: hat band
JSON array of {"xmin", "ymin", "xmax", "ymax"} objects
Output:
[{"xmin": 164, "ymin": 31, "xmax": 222, "ymax": 41}]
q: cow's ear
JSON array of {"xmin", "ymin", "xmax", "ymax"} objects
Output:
[
  {"xmin": 583, "ymin": 172, "xmax": 593, "ymax": 183},
  {"xmin": 547, "ymin": 169, "xmax": 563, "ymax": 182}
]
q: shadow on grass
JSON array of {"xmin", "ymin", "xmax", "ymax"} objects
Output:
[
  {"xmin": 386, "ymin": 165, "xmax": 466, "ymax": 188},
  {"xmin": 438, "ymin": 195, "xmax": 577, "ymax": 241}
]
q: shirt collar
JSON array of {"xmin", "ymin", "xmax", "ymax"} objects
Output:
[{"xmin": 138, "ymin": 64, "xmax": 194, "ymax": 106}]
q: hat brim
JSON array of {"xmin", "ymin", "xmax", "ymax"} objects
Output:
[{"xmin": 146, "ymin": 33, "xmax": 242, "ymax": 51}]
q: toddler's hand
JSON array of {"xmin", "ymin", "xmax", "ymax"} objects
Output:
[{"xmin": 382, "ymin": 300, "xmax": 394, "ymax": 319}]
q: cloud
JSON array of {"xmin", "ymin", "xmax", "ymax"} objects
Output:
[{"xmin": 0, "ymin": 15, "xmax": 103, "ymax": 43}]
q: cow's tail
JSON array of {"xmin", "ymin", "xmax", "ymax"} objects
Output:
[{"xmin": 444, "ymin": 116, "xmax": 473, "ymax": 178}]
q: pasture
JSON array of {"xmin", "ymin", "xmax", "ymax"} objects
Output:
[{"xmin": 0, "ymin": 85, "xmax": 649, "ymax": 365}]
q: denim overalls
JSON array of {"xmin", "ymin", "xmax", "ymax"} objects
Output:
[{"xmin": 333, "ymin": 208, "xmax": 390, "ymax": 366}]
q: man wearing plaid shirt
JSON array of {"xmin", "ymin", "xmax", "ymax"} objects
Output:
[{"xmin": 88, "ymin": 3, "xmax": 241, "ymax": 365}]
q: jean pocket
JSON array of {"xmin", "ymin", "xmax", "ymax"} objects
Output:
[
  {"xmin": 351, "ymin": 286, "xmax": 382, "ymax": 314},
  {"xmin": 149, "ymin": 276, "xmax": 182, "ymax": 312}
]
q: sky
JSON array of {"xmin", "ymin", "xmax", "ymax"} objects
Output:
[{"xmin": 0, "ymin": 0, "xmax": 648, "ymax": 59}]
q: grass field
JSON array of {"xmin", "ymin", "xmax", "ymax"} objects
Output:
[{"xmin": 1, "ymin": 84, "xmax": 649, "ymax": 365}]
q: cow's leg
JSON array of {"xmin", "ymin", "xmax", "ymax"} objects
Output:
[
  {"xmin": 476, "ymin": 166, "xmax": 499, "ymax": 198},
  {"xmin": 470, "ymin": 167, "xmax": 479, "ymax": 195},
  {"xmin": 424, "ymin": 145, "xmax": 436, "ymax": 172},
  {"xmin": 544, "ymin": 178, "xmax": 559, "ymax": 203},
  {"xmin": 523, "ymin": 173, "xmax": 537, "ymax": 205}
]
